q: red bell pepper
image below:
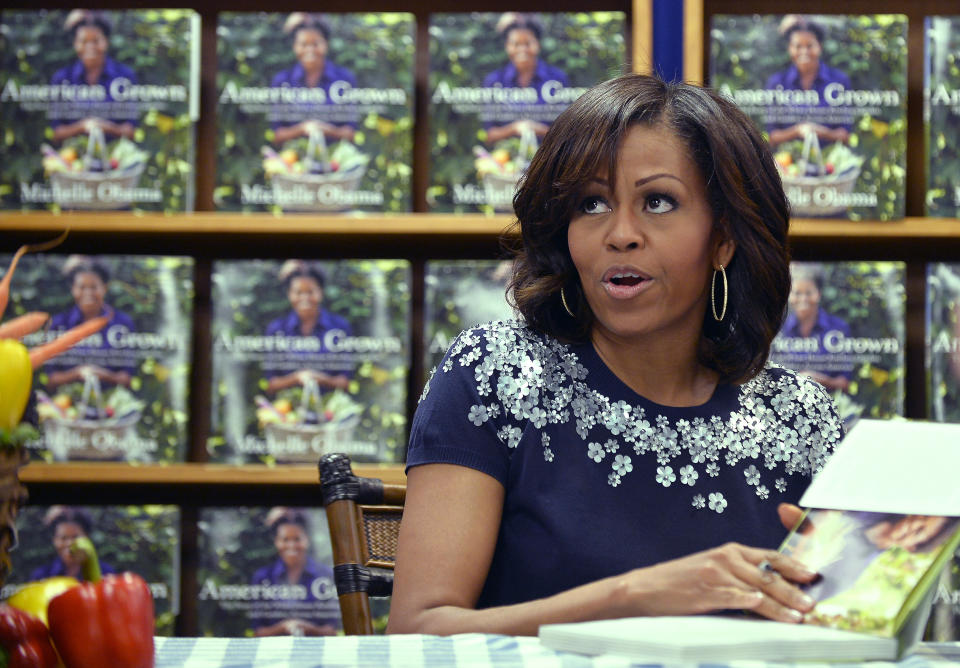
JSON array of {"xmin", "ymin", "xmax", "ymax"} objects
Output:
[
  {"xmin": 47, "ymin": 571, "xmax": 155, "ymax": 668},
  {"xmin": 0, "ymin": 603, "xmax": 58, "ymax": 668}
]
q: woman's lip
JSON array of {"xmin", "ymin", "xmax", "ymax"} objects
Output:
[{"xmin": 601, "ymin": 277, "xmax": 653, "ymax": 300}]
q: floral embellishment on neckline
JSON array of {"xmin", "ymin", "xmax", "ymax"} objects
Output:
[{"xmin": 428, "ymin": 320, "xmax": 843, "ymax": 513}]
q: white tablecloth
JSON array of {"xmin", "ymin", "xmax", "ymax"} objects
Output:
[{"xmin": 154, "ymin": 635, "xmax": 960, "ymax": 667}]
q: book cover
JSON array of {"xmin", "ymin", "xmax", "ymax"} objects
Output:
[
  {"xmin": 215, "ymin": 12, "xmax": 414, "ymax": 213},
  {"xmin": 926, "ymin": 263, "xmax": 960, "ymax": 423},
  {"xmin": 1, "ymin": 253, "xmax": 193, "ymax": 462},
  {"xmin": 423, "ymin": 259, "xmax": 516, "ymax": 377},
  {"xmin": 1, "ymin": 504, "xmax": 181, "ymax": 635},
  {"xmin": 0, "ymin": 9, "xmax": 200, "ymax": 212},
  {"xmin": 709, "ymin": 14, "xmax": 907, "ymax": 221},
  {"xmin": 770, "ymin": 261, "xmax": 905, "ymax": 427},
  {"xmin": 427, "ymin": 12, "xmax": 626, "ymax": 213},
  {"xmin": 208, "ymin": 259, "xmax": 410, "ymax": 464},
  {"xmin": 925, "ymin": 17, "xmax": 960, "ymax": 218},
  {"xmin": 781, "ymin": 509, "xmax": 960, "ymax": 642},
  {"xmin": 196, "ymin": 506, "xmax": 355, "ymax": 636}
]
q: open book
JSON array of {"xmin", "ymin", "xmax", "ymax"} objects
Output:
[{"xmin": 539, "ymin": 420, "xmax": 960, "ymax": 662}]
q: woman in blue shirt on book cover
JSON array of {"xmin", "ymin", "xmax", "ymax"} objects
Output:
[
  {"xmin": 269, "ymin": 13, "xmax": 357, "ymax": 146},
  {"xmin": 482, "ymin": 13, "xmax": 570, "ymax": 145}
]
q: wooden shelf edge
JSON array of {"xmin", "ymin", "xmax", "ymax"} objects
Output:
[
  {"xmin": 1, "ymin": 212, "xmax": 957, "ymax": 241},
  {"xmin": 0, "ymin": 211, "xmax": 517, "ymax": 237},
  {"xmin": 18, "ymin": 461, "xmax": 407, "ymax": 486}
]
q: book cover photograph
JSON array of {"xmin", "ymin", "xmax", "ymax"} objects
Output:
[
  {"xmin": 770, "ymin": 262, "xmax": 905, "ymax": 427},
  {"xmin": 427, "ymin": 12, "xmax": 626, "ymax": 213},
  {"xmin": 925, "ymin": 16, "xmax": 960, "ymax": 218},
  {"xmin": 215, "ymin": 12, "xmax": 414, "ymax": 213},
  {"xmin": 0, "ymin": 9, "xmax": 200, "ymax": 212},
  {"xmin": 1, "ymin": 253, "xmax": 193, "ymax": 462},
  {"xmin": 710, "ymin": 14, "xmax": 907, "ymax": 221},
  {"xmin": 780, "ymin": 509, "xmax": 960, "ymax": 640},
  {"xmin": 423, "ymin": 259, "xmax": 515, "ymax": 376},
  {"xmin": 209, "ymin": 259, "xmax": 410, "ymax": 464},
  {"xmin": 196, "ymin": 507, "xmax": 352, "ymax": 637},
  {"xmin": 1, "ymin": 504, "xmax": 181, "ymax": 635}
]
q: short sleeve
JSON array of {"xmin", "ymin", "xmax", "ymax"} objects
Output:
[{"xmin": 406, "ymin": 327, "xmax": 513, "ymax": 485}]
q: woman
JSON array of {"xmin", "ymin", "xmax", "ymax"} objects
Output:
[
  {"xmin": 765, "ymin": 16, "xmax": 852, "ymax": 148},
  {"xmin": 46, "ymin": 256, "xmax": 135, "ymax": 389},
  {"xmin": 778, "ymin": 265, "xmax": 853, "ymax": 393},
  {"xmin": 29, "ymin": 506, "xmax": 115, "ymax": 581},
  {"xmin": 264, "ymin": 260, "xmax": 352, "ymax": 394},
  {"xmin": 387, "ymin": 74, "xmax": 844, "ymax": 636},
  {"xmin": 250, "ymin": 508, "xmax": 339, "ymax": 636},
  {"xmin": 482, "ymin": 13, "xmax": 569, "ymax": 144},
  {"xmin": 270, "ymin": 13, "xmax": 356, "ymax": 145},
  {"xmin": 50, "ymin": 10, "xmax": 137, "ymax": 144}
]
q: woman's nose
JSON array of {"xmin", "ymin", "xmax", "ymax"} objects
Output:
[{"xmin": 604, "ymin": 209, "xmax": 645, "ymax": 251}]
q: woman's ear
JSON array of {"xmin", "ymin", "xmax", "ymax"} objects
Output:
[{"xmin": 714, "ymin": 237, "xmax": 736, "ymax": 269}]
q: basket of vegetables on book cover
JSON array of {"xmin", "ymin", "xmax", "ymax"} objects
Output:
[
  {"xmin": 0, "ymin": 235, "xmax": 114, "ymax": 587},
  {"xmin": 475, "ymin": 125, "xmax": 538, "ymax": 213},
  {"xmin": 257, "ymin": 377, "xmax": 362, "ymax": 464},
  {"xmin": 262, "ymin": 129, "xmax": 369, "ymax": 213},
  {"xmin": 43, "ymin": 124, "xmax": 147, "ymax": 211},
  {"xmin": 774, "ymin": 131, "xmax": 864, "ymax": 217},
  {"xmin": 35, "ymin": 374, "xmax": 144, "ymax": 461}
]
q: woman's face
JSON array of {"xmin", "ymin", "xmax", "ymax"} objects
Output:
[
  {"xmin": 288, "ymin": 276, "xmax": 323, "ymax": 320},
  {"xmin": 274, "ymin": 523, "xmax": 309, "ymax": 567},
  {"xmin": 53, "ymin": 521, "xmax": 87, "ymax": 569},
  {"xmin": 293, "ymin": 28, "xmax": 328, "ymax": 71},
  {"xmin": 567, "ymin": 124, "xmax": 731, "ymax": 346},
  {"xmin": 505, "ymin": 28, "xmax": 540, "ymax": 69},
  {"xmin": 788, "ymin": 29, "xmax": 821, "ymax": 73},
  {"xmin": 74, "ymin": 26, "xmax": 108, "ymax": 70},
  {"xmin": 789, "ymin": 277, "xmax": 821, "ymax": 321},
  {"xmin": 71, "ymin": 271, "xmax": 107, "ymax": 319}
]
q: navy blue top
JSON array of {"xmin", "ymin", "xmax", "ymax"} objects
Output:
[
  {"xmin": 262, "ymin": 309, "xmax": 354, "ymax": 379},
  {"xmin": 45, "ymin": 304, "xmax": 138, "ymax": 379},
  {"xmin": 49, "ymin": 57, "xmax": 139, "ymax": 127},
  {"xmin": 269, "ymin": 60, "xmax": 358, "ymax": 130},
  {"xmin": 407, "ymin": 321, "xmax": 844, "ymax": 609},
  {"xmin": 764, "ymin": 61, "xmax": 854, "ymax": 133},
  {"xmin": 249, "ymin": 556, "xmax": 340, "ymax": 630}
]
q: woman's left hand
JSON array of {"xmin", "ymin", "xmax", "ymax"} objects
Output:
[{"xmin": 621, "ymin": 541, "xmax": 818, "ymax": 623}]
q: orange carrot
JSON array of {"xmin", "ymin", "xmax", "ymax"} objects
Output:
[
  {"xmin": 0, "ymin": 312, "xmax": 49, "ymax": 340},
  {"xmin": 0, "ymin": 230, "xmax": 69, "ymax": 321},
  {"xmin": 29, "ymin": 313, "xmax": 109, "ymax": 369}
]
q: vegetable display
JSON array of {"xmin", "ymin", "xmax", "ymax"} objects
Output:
[{"xmin": 0, "ymin": 605, "xmax": 58, "ymax": 668}]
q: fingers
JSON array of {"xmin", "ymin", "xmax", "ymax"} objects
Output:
[{"xmin": 737, "ymin": 551, "xmax": 817, "ymax": 624}]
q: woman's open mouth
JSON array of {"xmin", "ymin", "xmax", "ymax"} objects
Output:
[{"xmin": 602, "ymin": 269, "xmax": 652, "ymax": 299}]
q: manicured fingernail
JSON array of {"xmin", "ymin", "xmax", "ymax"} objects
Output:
[{"xmin": 786, "ymin": 609, "xmax": 803, "ymax": 622}]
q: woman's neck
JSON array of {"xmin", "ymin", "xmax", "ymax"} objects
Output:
[
  {"xmin": 84, "ymin": 64, "xmax": 104, "ymax": 85},
  {"xmin": 298, "ymin": 311, "xmax": 318, "ymax": 335},
  {"xmin": 285, "ymin": 561, "xmax": 305, "ymax": 583},
  {"xmin": 303, "ymin": 61, "xmax": 324, "ymax": 87},
  {"xmin": 796, "ymin": 311, "xmax": 817, "ymax": 338},
  {"xmin": 591, "ymin": 329, "xmax": 720, "ymax": 407}
]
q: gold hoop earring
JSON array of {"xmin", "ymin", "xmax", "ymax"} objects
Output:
[
  {"xmin": 560, "ymin": 287, "xmax": 575, "ymax": 318},
  {"xmin": 711, "ymin": 264, "xmax": 728, "ymax": 322}
]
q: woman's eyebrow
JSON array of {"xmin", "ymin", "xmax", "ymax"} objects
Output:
[{"xmin": 635, "ymin": 173, "xmax": 682, "ymax": 187}]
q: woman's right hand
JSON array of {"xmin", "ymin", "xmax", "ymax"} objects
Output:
[{"xmin": 618, "ymin": 542, "xmax": 818, "ymax": 623}]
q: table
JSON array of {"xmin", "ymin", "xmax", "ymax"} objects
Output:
[{"xmin": 154, "ymin": 635, "xmax": 960, "ymax": 667}]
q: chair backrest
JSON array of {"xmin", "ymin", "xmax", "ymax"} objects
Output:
[{"xmin": 319, "ymin": 452, "xmax": 406, "ymax": 635}]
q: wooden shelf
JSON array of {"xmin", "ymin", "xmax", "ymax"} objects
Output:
[
  {"xmin": 1, "ymin": 211, "xmax": 958, "ymax": 240},
  {"xmin": 18, "ymin": 461, "xmax": 406, "ymax": 486}
]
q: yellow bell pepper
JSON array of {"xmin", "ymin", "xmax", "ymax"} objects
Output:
[
  {"xmin": 7, "ymin": 576, "xmax": 78, "ymax": 627},
  {"xmin": 0, "ymin": 339, "xmax": 32, "ymax": 431}
]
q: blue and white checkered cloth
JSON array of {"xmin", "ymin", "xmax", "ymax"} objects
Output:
[{"xmin": 155, "ymin": 635, "xmax": 960, "ymax": 667}]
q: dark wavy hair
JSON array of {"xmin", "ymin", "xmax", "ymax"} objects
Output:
[
  {"xmin": 782, "ymin": 17, "xmax": 826, "ymax": 47},
  {"xmin": 508, "ymin": 73, "xmax": 791, "ymax": 384}
]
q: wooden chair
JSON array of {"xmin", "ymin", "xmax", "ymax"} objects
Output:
[{"xmin": 319, "ymin": 452, "xmax": 406, "ymax": 635}]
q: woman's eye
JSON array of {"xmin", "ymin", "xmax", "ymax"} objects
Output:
[
  {"xmin": 578, "ymin": 196, "xmax": 611, "ymax": 215},
  {"xmin": 645, "ymin": 194, "xmax": 676, "ymax": 214}
]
